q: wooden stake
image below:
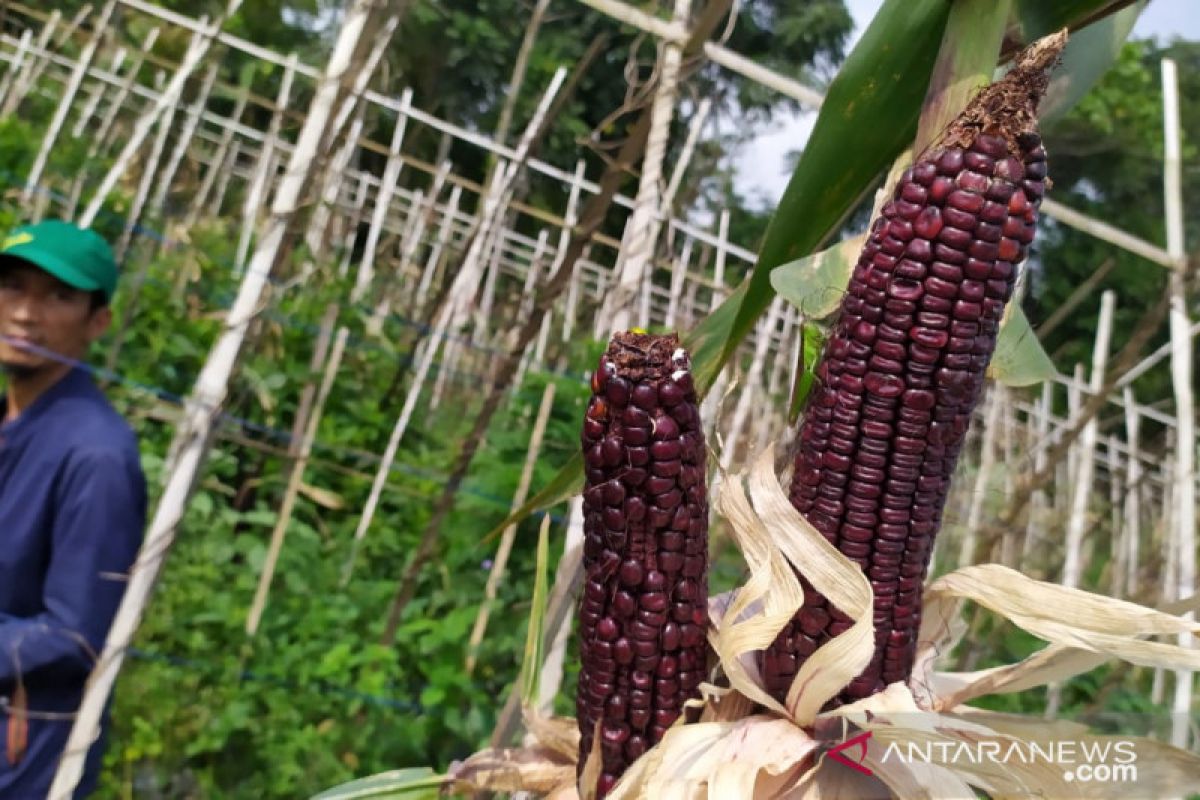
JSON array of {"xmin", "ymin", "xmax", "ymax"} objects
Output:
[
  {"xmin": 959, "ymin": 386, "xmax": 1005, "ymax": 568},
  {"xmin": 353, "ymin": 88, "xmax": 413, "ymax": 301},
  {"xmin": 414, "ymin": 181, "xmax": 460, "ymax": 313},
  {"xmin": 1162, "ymin": 57, "xmax": 1194, "ymax": 752},
  {"xmin": 72, "ymin": 46, "xmax": 126, "ymax": 139},
  {"xmin": 1122, "ymin": 387, "xmax": 1142, "ymax": 599},
  {"xmin": 465, "ymin": 381, "xmax": 556, "ymax": 673},
  {"xmin": 246, "ymin": 325, "xmax": 349, "ymax": 635},
  {"xmin": 1062, "ymin": 290, "xmax": 1115, "ymax": 589},
  {"xmin": 95, "ymin": 26, "xmax": 161, "ymax": 149},
  {"xmin": 185, "ymin": 77, "xmax": 251, "ymax": 228},
  {"xmin": 236, "ymin": 52, "xmax": 298, "ymax": 273},
  {"xmin": 603, "ymin": 0, "xmax": 691, "ymax": 333},
  {"xmin": 149, "ymin": 60, "xmax": 218, "ymax": 229}
]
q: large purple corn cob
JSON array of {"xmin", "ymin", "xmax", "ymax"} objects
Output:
[
  {"xmin": 763, "ymin": 45, "xmax": 1057, "ymax": 706},
  {"xmin": 576, "ymin": 332, "xmax": 708, "ymax": 798}
]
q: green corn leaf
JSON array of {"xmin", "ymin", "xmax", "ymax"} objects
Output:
[
  {"xmin": 519, "ymin": 514, "xmax": 552, "ymax": 706},
  {"xmin": 481, "ymin": 452, "xmax": 580, "ymax": 547},
  {"xmin": 1013, "ymin": 0, "xmax": 1143, "ymax": 43},
  {"xmin": 311, "ymin": 767, "xmax": 444, "ymax": 800},
  {"xmin": 1040, "ymin": 1, "xmax": 1146, "ymax": 122}
]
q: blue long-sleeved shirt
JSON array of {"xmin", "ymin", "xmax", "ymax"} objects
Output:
[{"xmin": 0, "ymin": 367, "xmax": 146, "ymax": 797}]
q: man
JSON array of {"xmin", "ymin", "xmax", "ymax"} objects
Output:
[{"xmin": 0, "ymin": 220, "xmax": 146, "ymax": 798}]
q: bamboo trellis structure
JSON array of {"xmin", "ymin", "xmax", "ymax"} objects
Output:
[{"xmin": 0, "ymin": 1, "xmax": 1193, "ymax": 788}]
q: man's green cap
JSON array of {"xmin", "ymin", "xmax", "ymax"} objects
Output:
[{"xmin": 0, "ymin": 220, "xmax": 118, "ymax": 302}]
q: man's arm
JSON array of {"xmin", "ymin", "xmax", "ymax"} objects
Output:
[{"xmin": 0, "ymin": 446, "xmax": 147, "ymax": 683}]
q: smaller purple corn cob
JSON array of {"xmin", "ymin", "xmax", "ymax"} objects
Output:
[{"xmin": 576, "ymin": 332, "xmax": 708, "ymax": 798}]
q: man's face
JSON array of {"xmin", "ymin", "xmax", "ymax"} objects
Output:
[{"xmin": 0, "ymin": 260, "xmax": 111, "ymax": 375}]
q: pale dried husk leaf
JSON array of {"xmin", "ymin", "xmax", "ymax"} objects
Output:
[
  {"xmin": 523, "ymin": 710, "xmax": 581, "ymax": 761},
  {"xmin": 919, "ymin": 565, "xmax": 1200, "ymax": 672},
  {"xmin": 711, "ymin": 462, "xmax": 808, "ymax": 717},
  {"xmin": 744, "ymin": 449, "xmax": 874, "ymax": 725},
  {"xmin": 447, "ymin": 744, "xmax": 573, "ymax": 794},
  {"xmin": 608, "ymin": 716, "xmax": 823, "ymax": 800},
  {"xmin": 577, "ymin": 718, "xmax": 604, "ymax": 800}
]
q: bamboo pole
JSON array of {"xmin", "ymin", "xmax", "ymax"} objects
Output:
[
  {"xmin": 536, "ymin": 496, "xmax": 584, "ymax": 715},
  {"xmin": 336, "ymin": 172, "xmax": 371, "ymax": 278},
  {"xmin": 515, "ymin": 231, "xmax": 552, "ymax": 388},
  {"xmin": 1062, "ymin": 291, "xmax": 1115, "ymax": 589},
  {"xmin": 1162, "ymin": 57, "xmax": 1194, "ymax": 752},
  {"xmin": 415, "ymin": 182, "xmax": 461, "ymax": 312},
  {"xmin": 1122, "ymin": 387, "xmax": 1142, "ymax": 599},
  {"xmin": 558, "ymin": 160, "xmax": 588, "ymax": 342},
  {"xmin": 185, "ymin": 78, "xmax": 251, "ymax": 227},
  {"xmin": 207, "ymin": 134, "xmax": 241, "ymax": 215},
  {"xmin": 48, "ymin": 3, "xmax": 394, "ymax": 794},
  {"xmin": 113, "ymin": 94, "xmax": 176, "ymax": 262},
  {"xmin": 700, "ymin": 210, "xmax": 731, "ymax": 436},
  {"xmin": 576, "ymin": 0, "xmax": 823, "ymax": 109},
  {"xmin": 475, "ymin": 212, "xmax": 510, "ymax": 344},
  {"xmin": 352, "ymin": 88, "xmax": 413, "ymax": 299},
  {"xmin": 1107, "ymin": 437, "xmax": 1124, "ymax": 594},
  {"xmin": 72, "ymin": 46, "xmax": 126, "ymax": 139},
  {"xmin": 149, "ymin": 60, "xmax": 218, "ymax": 225},
  {"xmin": 1153, "ymin": 454, "xmax": 1177, "ymax": 705},
  {"xmin": 998, "ymin": 391, "xmax": 1019, "ymax": 567},
  {"xmin": 602, "ymin": 0, "xmax": 691, "ymax": 333},
  {"xmin": 246, "ymin": 326, "xmax": 349, "ymax": 635},
  {"xmin": 665, "ymin": 234, "xmax": 694, "ymax": 331},
  {"xmin": 396, "ymin": 163, "xmax": 451, "ymax": 307},
  {"xmin": 0, "ymin": 29, "xmax": 34, "ymax": 111},
  {"xmin": 235, "ymin": 52, "xmax": 298, "ymax": 272},
  {"xmin": 492, "ymin": 0, "xmax": 551, "ymax": 148},
  {"xmin": 720, "ymin": 295, "xmax": 784, "ymax": 470},
  {"xmin": 305, "ymin": 14, "xmax": 401, "ymax": 260},
  {"xmin": 23, "ymin": 0, "xmax": 116, "ymax": 204},
  {"xmin": 465, "ymin": 381, "xmax": 556, "ymax": 673},
  {"xmin": 95, "ymin": 27, "xmax": 161, "ymax": 148},
  {"xmin": 0, "ymin": 10, "xmax": 58, "ymax": 115},
  {"xmin": 308, "ymin": 101, "xmax": 369, "ymax": 263},
  {"xmin": 961, "ymin": 385, "xmax": 1005, "ymax": 568},
  {"xmin": 79, "ymin": 1, "xmax": 242, "ymax": 228}
]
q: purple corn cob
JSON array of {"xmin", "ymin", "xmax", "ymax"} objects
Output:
[
  {"xmin": 576, "ymin": 332, "xmax": 708, "ymax": 798},
  {"xmin": 763, "ymin": 43, "xmax": 1058, "ymax": 707}
]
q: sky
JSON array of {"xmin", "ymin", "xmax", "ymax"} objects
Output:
[{"xmin": 732, "ymin": 0, "xmax": 1200, "ymax": 204}]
